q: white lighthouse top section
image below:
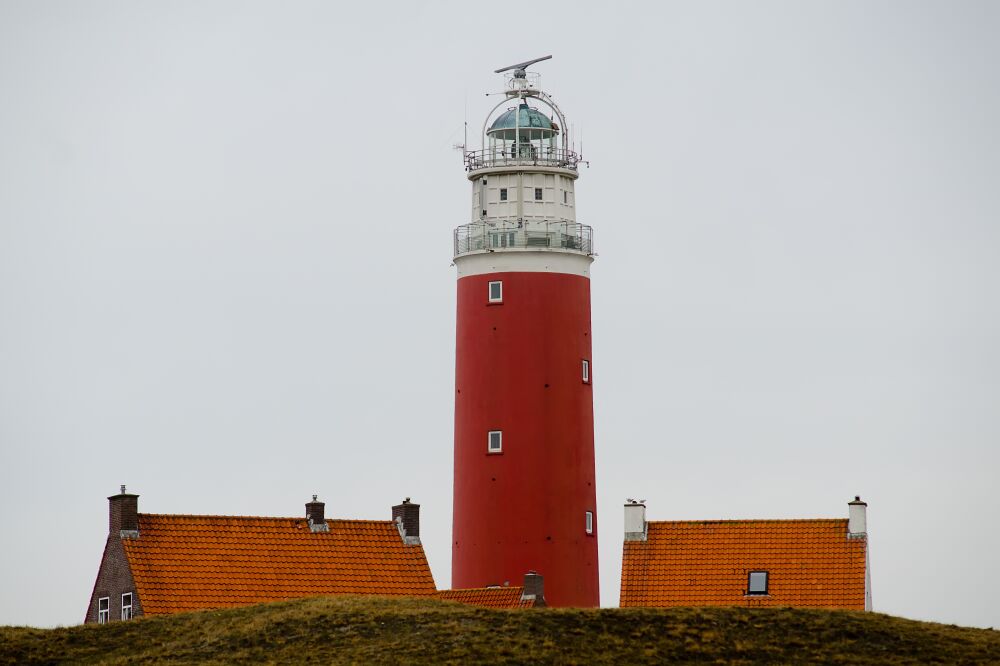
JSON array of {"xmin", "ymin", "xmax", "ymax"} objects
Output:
[
  {"xmin": 464, "ymin": 56, "xmax": 581, "ymax": 175},
  {"xmin": 455, "ymin": 57, "xmax": 592, "ymax": 269}
]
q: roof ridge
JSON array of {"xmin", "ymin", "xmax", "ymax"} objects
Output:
[
  {"xmin": 649, "ymin": 518, "xmax": 847, "ymax": 524},
  {"xmin": 138, "ymin": 513, "xmax": 394, "ymax": 523},
  {"xmin": 442, "ymin": 586, "xmax": 524, "ymax": 593}
]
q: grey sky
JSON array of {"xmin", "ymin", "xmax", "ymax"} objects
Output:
[{"xmin": 1, "ymin": 1, "xmax": 997, "ymax": 629}]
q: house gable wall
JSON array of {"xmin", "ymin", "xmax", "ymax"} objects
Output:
[{"xmin": 84, "ymin": 535, "xmax": 141, "ymax": 623}]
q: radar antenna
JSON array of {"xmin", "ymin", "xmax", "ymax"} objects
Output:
[{"xmin": 494, "ymin": 55, "xmax": 552, "ymax": 79}]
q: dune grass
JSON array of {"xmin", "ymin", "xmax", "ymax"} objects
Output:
[{"xmin": 2, "ymin": 595, "xmax": 998, "ymax": 664}]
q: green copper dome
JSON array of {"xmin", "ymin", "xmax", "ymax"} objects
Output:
[{"xmin": 488, "ymin": 104, "xmax": 558, "ymax": 139}]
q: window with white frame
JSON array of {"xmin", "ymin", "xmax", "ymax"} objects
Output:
[
  {"xmin": 534, "ymin": 187, "xmax": 543, "ymax": 200},
  {"xmin": 582, "ymin": 359, "xmax": 590, "ymax": 383},
  {"xmin": 488, "ymin": 281, "xmax": 503, "ymax": 303},
  {"xmin": 98, "ymin": 597, "xmax": 109, "ymax": 624},
  {"xmin": 488, "ymin": 430, "xmax": 502, "ymax": 453},
  {"xmin": 121, "ymin": 592, "xmax": 133, "ymax": 620},
  {"xmin": 747, "ymin": 571, "xmax": 769, "ymax": 595},
  {"xmin": 585, "ymin": 511, "xmax": 594, "ymax": 534}
]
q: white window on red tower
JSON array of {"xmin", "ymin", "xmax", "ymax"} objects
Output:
[
  {"xmin": 582, "ymin": 359, "xmax": 590, "ymax": 383},
  {"xmin": 488, "ymin": 430, "xmax": 502, "ymax": 453},
  {"xmin": 585, "ymin": 511, "xmax": 594, "ymax": 534},
  {"xmin": 488, "ymin": 281, "xmax": 503, "ymax": 303}
]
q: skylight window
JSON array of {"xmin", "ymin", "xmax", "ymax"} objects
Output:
[{"xmin": 747, "ymin": 571, "xmax": 769, "ymax": 595}]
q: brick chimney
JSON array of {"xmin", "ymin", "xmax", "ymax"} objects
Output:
[
  {"xmin": 306, "ymin": 495, "xmax": 329, "ymax": 533},
  {"xmin": 392, "ymin": 498, "xmax": 420, "ymax": 545},
  {"xmin": 109, "ymin": 485, "xmax": 139, "ymax": 538},
  {"xmin": 848, "ymin": 496, "xmax": 867, "ymax": 536},
  {"xmin": 521, "ymin": 571, "xmax": 546, "ymax": 606},
  {"xmin": 624, "ymin": 499, "xmax": 647, "ymax": 541}
]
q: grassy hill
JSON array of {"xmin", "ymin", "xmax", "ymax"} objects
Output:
[{"xmin": 2, "ymin": 596, "xmax": 999, "ymax": 664}]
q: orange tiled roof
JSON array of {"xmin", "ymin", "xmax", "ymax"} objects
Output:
[
  {"xmin": 437, "ymin": 586, "xmax": 536, "ymax": 609},
  {"xmin": 123, "ymin": 514, "xmax": 436, "ymax": 615},
  {"xmin": 620, "ymin": 519, "xmax": 866, "ymax": 610}
]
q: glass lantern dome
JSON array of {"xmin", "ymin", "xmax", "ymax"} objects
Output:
[{"xmin": 485, "ymin": 103, "xmax": 560, "ymax": 161}]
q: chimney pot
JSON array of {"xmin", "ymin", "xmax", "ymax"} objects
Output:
[
  {"xmin": 521, "ymin": 571, "xmax": 546, "ymax": 606},
  {"xmin": 108, "ymin": 487, "xmax": 139, "ymax": 536},
  {"xmin": 624, "ymin": 500, "xmax": 647, "ymax": 541},
  {"xmin": 306, "ymin": 496, "xmax": 328, "ymax": 532},
  {"xmin": 848, "ymin": 496, "xmax": 868, "ymax": 536},
  {"xmin": 392, "ymin": 498, "xmax": 421, "ymax": 544}
]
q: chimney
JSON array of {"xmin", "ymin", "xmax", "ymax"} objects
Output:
[
  {"xmin": 520, "ymin": 571, "xmax": 546, "ymax": 606},
  {"xmin": 624, "ymin": 499, "xmax": 647, "ymax": 541},
  {"xmin": 848, "ymin": 496, "xmax": 868, "ymax": 536},
  {"xmin": 392, "ymin": 498, "xmax": 421, "ymax": 545},
  {"xmin": 109, "ymin": 485, "xmax": 139, "ymax": 538},
  {"xmin": 306, "ymin": 495, "xmax": 329, "ymax": 532}
]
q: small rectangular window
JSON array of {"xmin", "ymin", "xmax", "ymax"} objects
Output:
[
  {"xmin": 500, "ymin": 188, "xmax": 508, "ymax": 201},
  {"xmin": 488, "ymin": 281, "xmax": 502, "ymax": 303},
  {"xmin": 121, "ymin": 592, "xmax": 133, "ymax": 620},
  {"xmin": 564, "ymin": 191, "xmax": 568, "ymax": 204},
  {"xmin": 585, "ymin": 511, "xmax": 594, "ymax": 534},
  {"xmin": 582, "ymin": 359, "xmax": 590, "ymax": 383},
  {"xmin": 98, "ymin": 597, "xmax": 109, "ymax": 624},
  {"xmin": 534, "ymin": 187, "xmax": 543, "ymax": 200},
  {"xmin": 488, "ymin": 430, "xmax": 502, "ymax": 453},
  {"xmin": 747, "ymin": 571, "xmax": 769, "ymax": 595}
]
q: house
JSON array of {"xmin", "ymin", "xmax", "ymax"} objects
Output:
[
  {"xmin": 619, "ymin": 497, "xmax": 871, "ymax": 610},
  {"xmin": 85, "ymin": 489, "xmax": 436, "ymax": 623},
  {"xmin": 437, "ymin": 572, "xmax": 547, "ymax": 609}
]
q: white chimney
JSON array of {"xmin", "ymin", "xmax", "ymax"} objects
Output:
[
  {"xmin": 848, "ymin": 496, "xmax": 867, "ymax": 536},
  {"xmin": 624, "ymin": 500, "xmax": 647, "ymax": 541}
]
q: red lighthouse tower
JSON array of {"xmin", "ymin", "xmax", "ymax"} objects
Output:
[{"xmin": 452, "ymin": 57, "xmax": 599, "ymax": 607}]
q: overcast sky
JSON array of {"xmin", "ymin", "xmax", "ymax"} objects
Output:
[{"xmin": 1, "ymin": 0, "xmax": 998, "ymax": 629}]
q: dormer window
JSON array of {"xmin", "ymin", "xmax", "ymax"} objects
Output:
[{"xmin": 747, "ymin": 571, "xmax": 769, "ymax": 595}]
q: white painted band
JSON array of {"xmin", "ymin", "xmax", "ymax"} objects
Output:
[{"xmin": 454, "ymin": 250, "xmax": 593, "ymax": 278}]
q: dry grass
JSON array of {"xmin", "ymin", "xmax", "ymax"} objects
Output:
[{"xmin": 2, "ymin": 596, "xmax": 999, "ymax": 665}]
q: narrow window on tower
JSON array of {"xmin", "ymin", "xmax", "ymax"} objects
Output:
[
  {"xmin": 582, "ymin": 359, "xmax": 590, "ymax": 383},
  {"xmin": 564, "ymin": 190, "xmax": 568, "ymax": 204},
  {"xmin": 535, "ymin": 187, "xmax": 543, "ymax": 200},
  {"xmin": 98, "ymin": 597, "xmax": 109, "ymax": 624},
  {"xmin": 487, "ymin": 430, "xmax": 502, "ymax": 453},
  {"xmin": 121, "ymin": 592, "xmax": 133, "ymax": 620},
  {"xmin": 488, "ymin": 280, "xmax": 503, "ymax": 303},
  {"xmin": 500, "ymin": 188, "xmax": 508, "ymax": 201},
  {"xmin": 585, "ymin": 511, "xmax": 594, "ymax": 534}
]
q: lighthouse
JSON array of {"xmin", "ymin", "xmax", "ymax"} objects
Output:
[{"xmin": 452, "ymin": 57, "xmax": 599, "ymax": 607}]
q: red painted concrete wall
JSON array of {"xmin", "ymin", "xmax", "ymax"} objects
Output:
[{"xmin": 452, "ymin": 270, "xmax": 599, "ymax": 607}]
